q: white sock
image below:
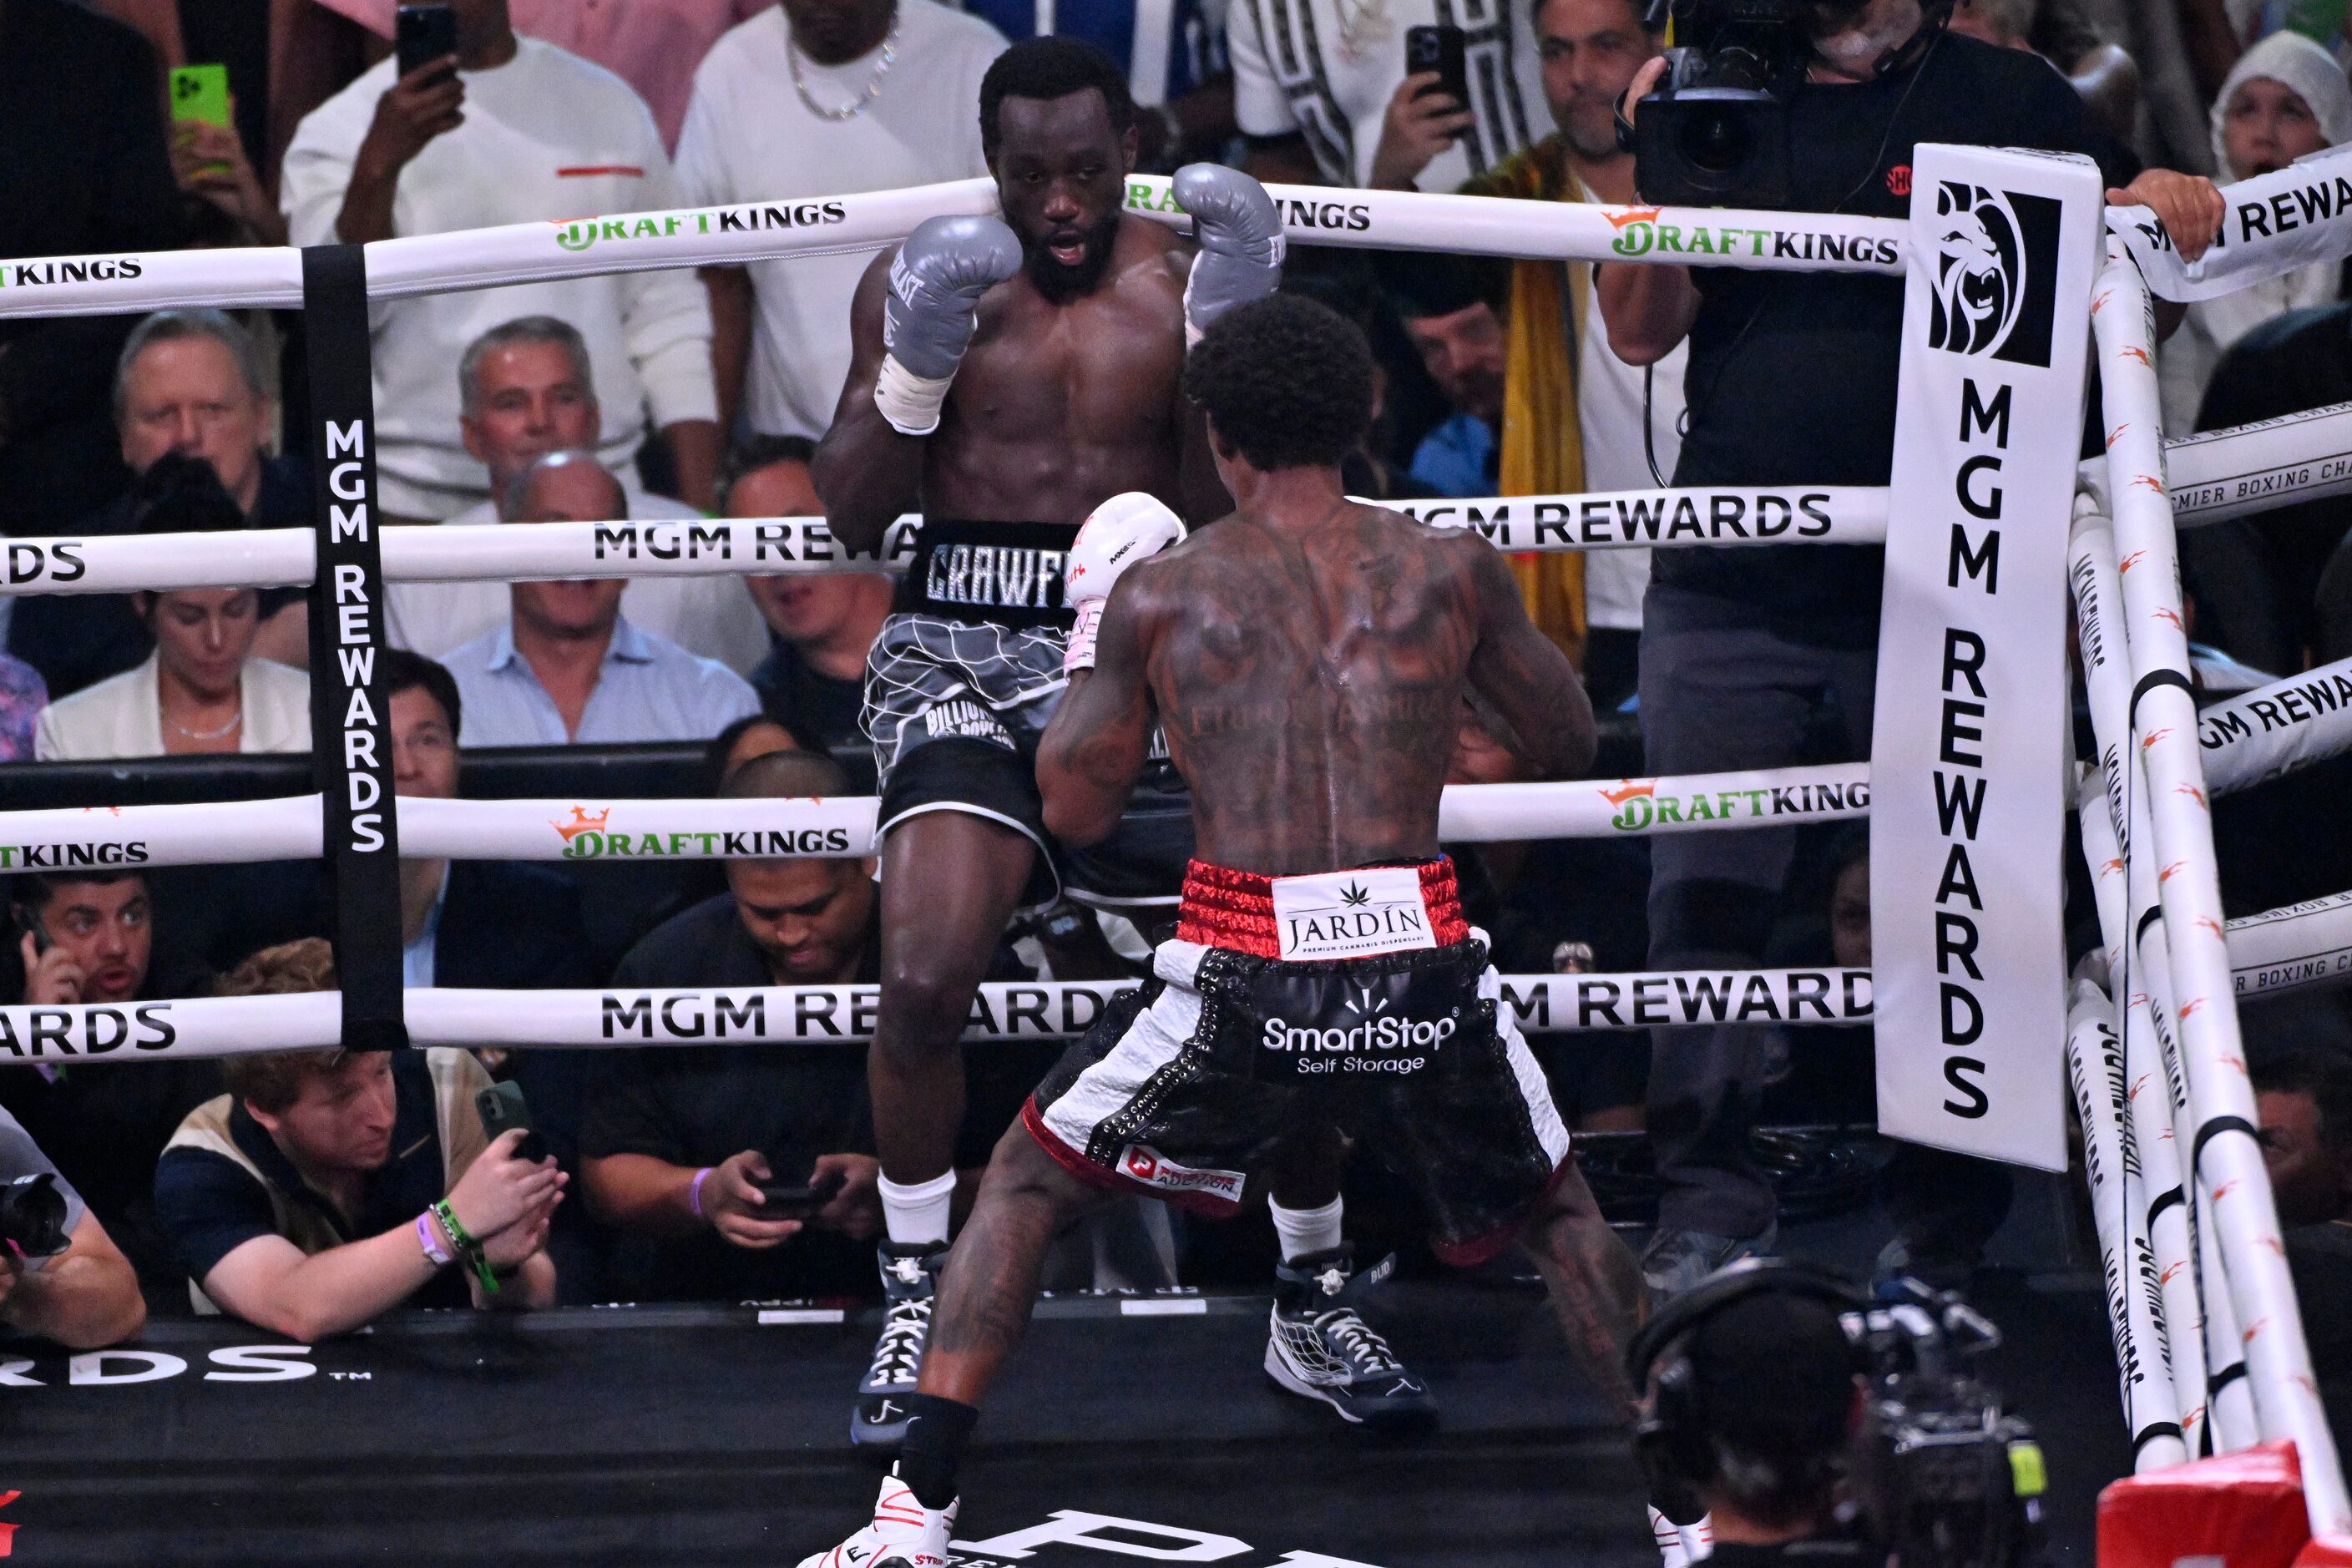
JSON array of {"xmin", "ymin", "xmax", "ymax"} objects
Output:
[
  {"xmin": 1648, "ymin": 1507, "xmax": 1690, "ymax": 1568},
  {"xmin": 1268, "ymin": 1196, "xmax": 1344, "ymax": 1263},
  {"xmin": 878, "ymin": 1171, "xmax": 957, "ymax": 1248},
  {"xmin": 1682, "ymin": 1515, "xmax": 1714, "ymax": 1561}
]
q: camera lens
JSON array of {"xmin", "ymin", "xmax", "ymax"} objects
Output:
[{"xmin": 1678, "ymin": 105, "xmax": 1753, "ymax": 176}]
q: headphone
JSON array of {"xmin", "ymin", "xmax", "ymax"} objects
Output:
[{"xmin": 1625, "ymin": 1258, "xmax": 1870, "ymax": 1523}]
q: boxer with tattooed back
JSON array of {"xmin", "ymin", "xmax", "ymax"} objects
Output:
[{"xmin": 798, "ymin": 294, "xmax": 1650, "ymax": 1568}]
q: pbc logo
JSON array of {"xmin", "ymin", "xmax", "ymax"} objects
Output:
[{"xmin": 1927, "ymin": 181, "xmax": 2061, "ymax": 368}]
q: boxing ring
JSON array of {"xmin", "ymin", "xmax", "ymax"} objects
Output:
[{"xmin": 7, "ymin": 144, "xmax": 2352, "ymax": 1553}]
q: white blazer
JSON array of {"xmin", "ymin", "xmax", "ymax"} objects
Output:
[{"xmin": 33, "ymin": 655, "xmax": 312, "ymax": 761}]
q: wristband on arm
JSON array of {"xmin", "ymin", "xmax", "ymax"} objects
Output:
[
  {"xmin": 431, "ymin": 1198, "xmax": 500, "ymax": 1295},
  {"xmin": 416, "ymin": 1211, "xmax": 453, "ymax": 1268},
  {"xmin": 689, "ymin": 1166, "xmax": 715, "ymax": 1220}
]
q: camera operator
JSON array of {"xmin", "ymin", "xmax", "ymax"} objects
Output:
[
  {"xmin": 1598, "ymin": 0, "xmax": 2227, "ymax": 1295},
  {"xmin": 0, "ymin": 1105, "xmax": 145, "ymax": 1349},
  {"xmin": 1628, "ymin": 1260, "xmax": 2045, "ymax": 1568},
  {"xmin": 1630, "ymin": 1262, "xmax": 1868, "ymax": 1565}
]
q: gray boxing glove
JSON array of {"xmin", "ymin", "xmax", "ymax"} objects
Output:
[
  {"xmin": 1176, "ymin": 164, "xmax": 1285, "ymax": 346},
  {"xmin": 877, "ymin": 214, "xmax": 1024, "ymax": 436}
]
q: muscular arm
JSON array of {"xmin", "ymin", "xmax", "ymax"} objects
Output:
[
  {"xmin": 1459, "ymin": 540, "xmax": 1595, "ymax": 779},
  {"xmin": 810, "ymin": 250, "xmax": 924, "ymax": 554},
  {"xmin": 3, "ymin": 1211, "xmax": 144, "ymax": 1349},
  {"xmin": 1038, "ymin": 570, "xmax": 1161, "ymax": 846}
]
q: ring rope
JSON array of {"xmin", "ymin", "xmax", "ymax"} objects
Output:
[
  {"xmin": 2086, "ymin": 242, "xmax": 2347, "ymax": 1520},
  {"xmin": 0, "ymin": 968, "xmax": 1874, "ymax": 1060},
  {"xmin": 7, "ymin": 382, "xmax": 2347, "ymax": 599},
  {"xmin": 2, "ymin": 148, "xmax": 2343, "ymax": 327},
  {"xmin": 0, "ymin": 763, "xmax": 1871, "ymax": 869}
]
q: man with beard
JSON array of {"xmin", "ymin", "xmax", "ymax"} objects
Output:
[{"xmin": 812, "ymin": 37, "xmax": 1304, "ymax": 1450}]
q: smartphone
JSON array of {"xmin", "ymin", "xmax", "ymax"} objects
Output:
[
  {"xmin": 396, "ymin": 3, "xmax": 459, "ymax": 80},
  {"xmin": 756, "ymin": 1167, "xmax": 847, "ymax": 1220},
  {"xmin": 477, "ymin": 1080, "xmax": 549, "ymax": 1165},
  {"xmin": 169, "ymin": 63, "xmax": 234, "ymax": 180},
  {"xmin": 1404, "ymin": 24, "xmax": 1469, "ymax": 112},
  {"xmin": 13, "ymin": 905, "xmax": 49, "ymax": 959},
  {"xmin": 169, "ymin": 63, "xmax": 231, "ymax": 129}
]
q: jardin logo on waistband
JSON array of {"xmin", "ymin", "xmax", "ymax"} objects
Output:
[
  {"xmin": 551, "ymin": 806, "xmax": 856, "ymax": 860},
  {"xmin": 1602, "ymin": 778, "xmax": 1869, "ymax": 831}
]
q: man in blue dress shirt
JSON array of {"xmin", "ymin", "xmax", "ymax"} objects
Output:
[{"xmin": 441, "ymin": 451, "xmax": 759, "ymax": 746}]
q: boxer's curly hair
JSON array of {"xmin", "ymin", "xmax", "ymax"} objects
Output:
[
  {"xmin": 979, "ymin": 38, "xmax": 1136, "ymax": 156},
  {"xmin": 1182, "ymin": 295, "xmax": 1376, "ymax": 472}
]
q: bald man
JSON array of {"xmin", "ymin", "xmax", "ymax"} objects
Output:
[{"xmin": 441, "ymin": 450, "xmax": 760, "ymax": 746}]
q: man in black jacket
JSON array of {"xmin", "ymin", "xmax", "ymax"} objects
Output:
[{"xmin": 1598, "ymin": 1, "xmax": 2226, "ymax": 1293}]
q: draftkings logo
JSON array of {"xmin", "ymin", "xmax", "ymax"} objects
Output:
[
  {"xmin": 549, "ymin": 806, "xmax": 853, "ymax": 861},
  {"xmin": 1600, "ymin": 778, "xmax": 1869, "ymax": 832},
  {"xmin": 1927, "ymin": 182, "xmax": 2061, "ymax": 367}
]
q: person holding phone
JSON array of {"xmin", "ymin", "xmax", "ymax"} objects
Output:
[
  {"xmin": 168, "ymin": 63, "xmax": 287, "ymax": 245},
  {"xmin": 1227, "ymin": 1, "xmax": 1554, "ymax": 190},
  {"xmin": 280, "ymin": 0, "xmax": 722, "ymax": 520},
  {"xmin": 579, "ymin": 751, "xmax": 905, "ymax": 1304},
  {"xmin": 154, "ymin": 939, "xmax": 562, "ymax": 1338}
]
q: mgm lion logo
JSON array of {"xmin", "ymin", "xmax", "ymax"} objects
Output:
[
  {"xmin": 1926, "ymin": 180, "xmax": 2062, "ymax": 367},
  {"xmin": 1930, "ymin": 183, "xmax": 2028, "ymax": 357}
]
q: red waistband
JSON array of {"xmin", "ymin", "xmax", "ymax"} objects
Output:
[{"xmin": 1175, "ymin": 857, "xmax": 1467, "ymax": 959}]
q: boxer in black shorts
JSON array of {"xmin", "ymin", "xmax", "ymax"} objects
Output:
[
  {"xmin": 812, "ymin": 38, "xmax": 1286, "ymax": 1448},
  {"xmin": 798, "ymin": 293, "xmax": 1648, "ymax": 1568}
]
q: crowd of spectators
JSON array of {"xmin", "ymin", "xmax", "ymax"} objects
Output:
[{"xmin": 0, "ymin": 0, "xmax": 2349, "ymax": 1347}]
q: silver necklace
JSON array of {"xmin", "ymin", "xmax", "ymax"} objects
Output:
[
  {"xmin": 169, "ymin": 704, "xmax": 241, "ymax": 741},
  {"xmin": 789, "ymin": 13, "xmax": 902, "ymax": 122}
]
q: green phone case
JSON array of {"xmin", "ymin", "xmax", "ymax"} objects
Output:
[{"xmin": 169, "ymin": 63, "xmax": 231, "ymax": 128}]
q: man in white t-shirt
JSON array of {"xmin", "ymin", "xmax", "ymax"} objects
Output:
[
  {"xmin": 678, "ymin": 0, "xmax": 1009, "ymax": 443},
  {"xmin": 1227, "ymin": 0, "xmax": 1552, "ymax": 189},
  {"xmin": 281, "ymin": 0, "xmax": 721, "ymax": 522},
  {"xmin": 385, "ymin": 318, "xmax": 771, "ymax": 674}
]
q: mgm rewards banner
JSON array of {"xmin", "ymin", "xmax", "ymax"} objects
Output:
[{"xmin": 1872, "ymin": 144, "xmax": 2102, "ymax": 1171}]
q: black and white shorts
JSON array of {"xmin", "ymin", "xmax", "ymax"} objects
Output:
[
  {"xmin": 1022, "ymin": 858, "xmax": 1574, "ymax": 1265},
  {"xmin": 862, "ymin": 520, "xmax": 1191, "ymax": 912}
]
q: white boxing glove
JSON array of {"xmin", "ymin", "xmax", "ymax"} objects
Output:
[{"xmin": 1063, "ymin": 492, "xmax": 1186, "ymax": 674}]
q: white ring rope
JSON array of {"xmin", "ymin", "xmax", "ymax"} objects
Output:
[
  {"xmin": 0, "ymin": 175, "xmax": 1908, "ymax": 326},
  {"xmin": 3, "ymin": 148, "xmax": 2341, "ymax": 327},
  {"xmin": 9, "ymin": 392, "xmax": 2349, "ymax": 599},
  {"xmin": 2224, "ymin": 889, "xmax": 2352, "ymax": 999},
  {"xmin": 2066, "ymin": 978, "xmax": 2191, "ymax": 1471},
  {"xmin": 0, "ymin": 763, "xmax": 1871, "ymax": 869},
  {"xmin": 0, "ymin": 967, "xmax": 1873, "ymax": 1060},
  {"xmin": 2195, "ymin": 651, "xmax": 2352, "ymax": 796},
  {"xmin": 7, "ymin": 381, "xmax": 2342, "ymax": 599},
  {"xmin": 2092, "ymin": 244, "xmax": 2346, "ymax": 1524},
  {"xmin": 0, "ymin": 488, "xmax": 1899, "ymax": 599}
]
